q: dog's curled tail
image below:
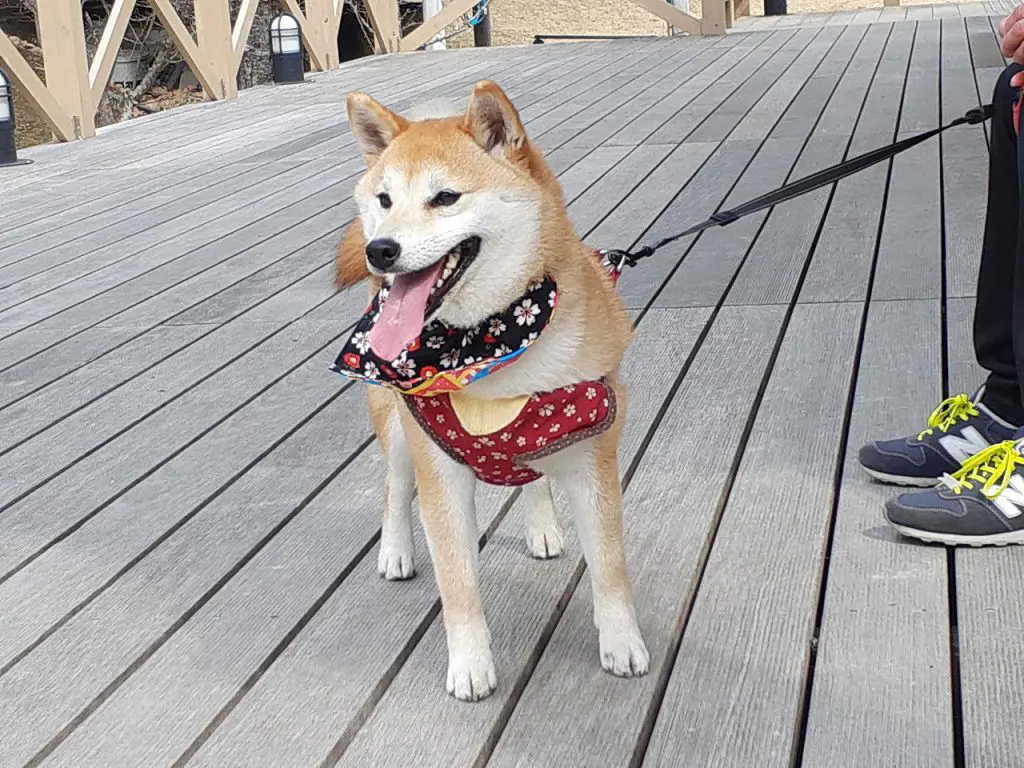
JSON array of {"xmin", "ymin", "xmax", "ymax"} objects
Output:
[{"xmin": 335, "ymin": 219, "xmax": 370, "ymax": 290}]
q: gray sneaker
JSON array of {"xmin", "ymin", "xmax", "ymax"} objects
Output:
[
  {"xmin": 858, "ymin": 390, "xmax": 1017, "ymax": 487},
  {"xmin": 884, "ymin": 433, "xmax": 1024, "ymax": 547}
]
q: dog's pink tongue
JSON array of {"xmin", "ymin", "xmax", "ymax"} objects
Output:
[{"xmin": 369, "ymin": 263, "xmax": 444, "ymax": 360}]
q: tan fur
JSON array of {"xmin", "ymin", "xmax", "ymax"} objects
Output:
[{"xmin": 337, "ymin": 81, "xmax": 647, "ymax": 701}]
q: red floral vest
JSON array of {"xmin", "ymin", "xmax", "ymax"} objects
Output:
[{"xmin": 406, "ymin": 380, "xmax": 616, "ymax": 486}]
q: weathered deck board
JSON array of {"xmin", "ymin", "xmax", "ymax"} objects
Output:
[
  {"xmin": 0, "ymin": 17, "xmax": 1016, "ymax": 768},
  {"xmin": 800, "ymin": 20, "xmax": 961, "ymax": 768}
]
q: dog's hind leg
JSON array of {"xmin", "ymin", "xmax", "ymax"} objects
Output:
[
  {"xmin": 546, "ymin": 385, "xmax": 648, "ymax": 678},
  {"xmin": 369, "ymin": 387, "xmax": 416, "ymax": 580},
  {"xmin": 522, "ymin": 478, "xmax": 564, "ymax": 559}
]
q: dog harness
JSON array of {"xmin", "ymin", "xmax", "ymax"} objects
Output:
[
  {"xmin": 406, "ymin": 382, "xmax": 616, "ymax": 486},
  {"xmin": 331, "ymin": 249, "xmax": 625, "ymax": 486}
]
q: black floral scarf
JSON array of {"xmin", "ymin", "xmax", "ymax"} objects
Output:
[{"xmin": 331, "ymin": 276, "xmax": 559, "ymax": 396}]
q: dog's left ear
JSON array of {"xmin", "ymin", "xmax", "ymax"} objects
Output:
[{"xmin": 463, "ymin": 81, "xmax": 528, "ymax": 161}]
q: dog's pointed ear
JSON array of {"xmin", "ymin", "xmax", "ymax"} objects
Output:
[
  {"xmin": 347, "ymin": 92, "xmax": 409, "ymax": 167},
  {"xmin": 463, "ymin": 81, "xmax": 528, "ymax": 160}
]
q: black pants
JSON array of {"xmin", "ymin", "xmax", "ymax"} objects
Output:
[{"xmin": 974, "ymin": 63, "xmax": 1024, "ymax": 425}]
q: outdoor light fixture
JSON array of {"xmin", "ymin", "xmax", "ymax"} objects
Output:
[
  {"xmin": 269, "ymin": 12, "xmax": 305, "ymax": 85},
  {"xmin": 0, "ymin": 67, "xmax": 31, "ymax": 167}
]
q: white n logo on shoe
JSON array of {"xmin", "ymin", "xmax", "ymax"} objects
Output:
[
  {"xmin": 939, "ymin": 427, "xmax": 991, "ymax": 465},
  {"xmin": 990, "ymin": 475, "xmax": 1024, "ymax": 520}
]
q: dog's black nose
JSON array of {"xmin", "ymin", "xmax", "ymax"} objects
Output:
[{"xmin": 366, "ymin": 238, "xmax": 401, "ymax": 271}]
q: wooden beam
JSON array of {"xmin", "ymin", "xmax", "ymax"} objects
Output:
[
  {"xmin": 195, "ymin": 0, "xmax": 237, "ymax": 98},
  {"xmin": 89, "ymin": 0, "xmax": 138, "ymax": 110},
  {"xmin": 231, "ymin": 0, "xmax": 262, "ymax": 72},
  {"xmin": 623, "ymin": 0, "xmax": 702, "ymax": 35},
  {"xmin": 148, "ymin": 0, "xmax": 222, "ymax": 98},
  {"xmin": 399, "ymin": 0, "xmax": 477, "ymax": 52},
  {"xmin": 0, "ymin": 30, "xmax": 75, "ymax": 140},
  {"xmin": 365, "ymin": 0, "xmax": 402, "ymax": 53},
  {"xmin": 35, "ymin": 0, "xmax": 96, "ymax": 138}
]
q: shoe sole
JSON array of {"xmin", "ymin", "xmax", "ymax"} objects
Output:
[
  {"xmin": 859, "ymin": 465, "xmax": 938, "ymax": 488},
  {"xmin": 888, "ymin": 522, "xmax": 1024, "ymax": 547}
]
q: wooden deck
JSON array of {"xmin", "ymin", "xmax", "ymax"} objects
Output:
[{"xmin": 1, "ymin": 13, "xmax": 1021, "ymax": 767}]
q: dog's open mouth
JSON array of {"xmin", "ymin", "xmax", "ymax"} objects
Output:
[
  {"xmin": 424, "ymin": 236, "xmax": 481, "ymax": 319},
  {"xmin": 368, "ymin": 237, "xmax": 481, "ymax": 360}
]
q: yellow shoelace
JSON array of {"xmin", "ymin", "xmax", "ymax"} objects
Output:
[
  {"xmin": 944, "ymin": 440, "xmax": 1024, "ymax": 497},
  {"xmin": 917, "ymin": 394, "xmax": 980, "ymax": 440}
]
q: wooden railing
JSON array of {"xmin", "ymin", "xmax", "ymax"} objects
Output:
[{"xmin": 0, "ymin": 0, "xmax": 730, "ymax": 144}]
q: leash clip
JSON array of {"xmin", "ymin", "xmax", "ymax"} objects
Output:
[
  {"xmin": 965, "ymin": 104, "xmax": 995, "ymax": 124},
  {"xmin": 602, "ymin": 249, "xmax": 635, "ymax": 272}
]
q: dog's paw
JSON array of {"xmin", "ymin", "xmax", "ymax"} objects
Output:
[
  {"xmin": 526, "ymin": 524, "xmax": 564, "ymax": 560},
  {"xmin": 600, "ymin": 629, "xmax": 650, "ymax": 678},
  {"xmin": 446, "ymin": 654, "xmax": 498, "ymax": 702},
  {"xmin": 377, "ymin": 546, "xmax": 415, "ymax": 581}
]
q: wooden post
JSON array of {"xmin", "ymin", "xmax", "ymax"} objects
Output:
[
  {"xmin": 306, "ymin": 0, "xmax": 339, "ymax": 68},
  {"xmin": 35, "ymin": 0, "xmax": 95, "ymax": 138},
  {"xmin": 365, "ymin": 0, "xmax": 402, "ymax": 53},
  {"xmin": 698, "ymin": 0, "xmax": 728, "ymax": 34},
  {"xmin": 195, "ymin": 0, "xmax": 237, "ymax": 99}
]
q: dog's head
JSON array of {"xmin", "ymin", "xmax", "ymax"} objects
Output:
[{"xmin": 341, "ymin": 81, "xmax": 558, "ymax": 360}]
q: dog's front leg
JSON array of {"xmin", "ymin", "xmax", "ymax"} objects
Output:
[
  {"xmin": 550, "ymin": 437, "xmax": 649, "ymax": 678},
  {"xmin": 401, "ymin": 410, "xmax": 497, "ymax": 701},
  {"xmin": 369, "ymin": 388, "xmax": 416, "ymax": 580}
]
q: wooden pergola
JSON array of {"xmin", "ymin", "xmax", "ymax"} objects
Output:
[{"xmin": 0, "ymin": 0, "xmax": 737, "ymax": 143}]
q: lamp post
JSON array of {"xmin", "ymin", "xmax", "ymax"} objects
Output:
[
  {"xmin": 0, "ymin": 67, "xmax": 32, "ymax": 168},
  {"xmin": 269, "ymin": 12, "xmax": 305, "ymax": 85}
]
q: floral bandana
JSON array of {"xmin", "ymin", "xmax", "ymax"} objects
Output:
[{"xmin": 330, "ymin": 275, "xmax": 559, "ymax": 396}]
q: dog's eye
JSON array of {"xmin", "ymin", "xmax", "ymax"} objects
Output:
[
  {"xmin": 431, "ymin": 190, "xmax": 462, "ymax": 207},
  {"xmin": 377, "ymin": 193, "xmax": 392, "ymax": 209}
]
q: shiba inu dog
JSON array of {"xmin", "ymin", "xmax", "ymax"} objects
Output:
[{"xmin": 333, "ymin": 81, "xmax": 649, "ymax": 701}]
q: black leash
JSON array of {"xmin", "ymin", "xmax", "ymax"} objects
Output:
[{"xmin": 606, "ymin": 100, "xmax": 1003, "ymax": 269}]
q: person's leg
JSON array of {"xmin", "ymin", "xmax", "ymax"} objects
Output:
[
  {"xmin": 973, "ymin": 63, "xmax": 1024, "ymax": 424},
  {"xmin": 858, "ymin": 64, "xmax": 1023, "ymax": 487}
]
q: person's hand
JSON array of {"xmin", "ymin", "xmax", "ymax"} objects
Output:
[{"xmin": 999, "ymin": 4, "xmax": 1024, "ymax": 86}]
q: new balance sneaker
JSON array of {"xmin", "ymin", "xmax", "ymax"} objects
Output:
[
  {"xmin": 884, "ymin": 436, "xmax": 1024, "ymax": 546},
  {"xmin": 858, "ymin": 391, "xmax": 1017, "ymax": 487}
]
